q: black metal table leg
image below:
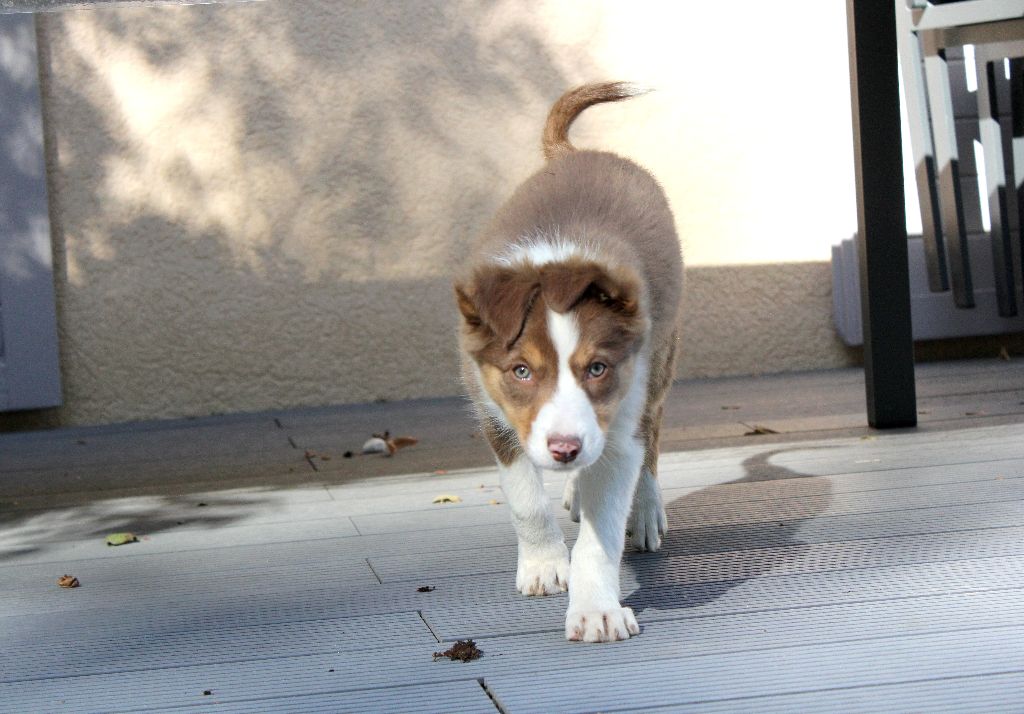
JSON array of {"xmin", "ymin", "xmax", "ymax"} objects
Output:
[{"xmin": 847, "ymin": 0, "xmax": 917, "ymax": 428}]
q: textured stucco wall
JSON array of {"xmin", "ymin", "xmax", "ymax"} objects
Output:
[{"xmin": 25, "ymin": 0, "xmax": 863, "ymax": 426}]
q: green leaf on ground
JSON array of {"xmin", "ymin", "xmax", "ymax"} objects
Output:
[{"xmin": 105, "ymin": 532, "xmax": 138, "ymax": 546}]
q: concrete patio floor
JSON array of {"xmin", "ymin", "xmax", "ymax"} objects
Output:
[{"xmin": 1, "ymin": 358, "xmax": 1023, "ymax": 712}]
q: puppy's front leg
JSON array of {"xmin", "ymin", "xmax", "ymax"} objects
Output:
[
  {"xmin": 565, "ymin": 435, "xmax": 644, "ymax": 642},
  {"xmin": 500, "ymin": 456, "xmax": 569, "ymax": 596}
]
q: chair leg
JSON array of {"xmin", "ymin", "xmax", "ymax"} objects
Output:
[
  {"xmin": 923, "ymin": 34, "xmax": 976, "ymax": 308},
  {"xmin": 977, "ymin": 55, "xmax": 1018, "ymax": 316},
  {"xmin": 1012, "ymin": 58, "xmax": 1024, "ymax": 303},
  {"xmin": 897, "ymin": 3, "xmax": 950, "ymax": 292}
]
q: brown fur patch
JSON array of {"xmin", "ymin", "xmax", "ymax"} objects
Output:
[
  {"xmin": 455, "ymin": 266, "xmax": 540, "ymax": 348},
  {"xmin": 538, "ymin": 259, "xmax": 639, "ymax": 317}
]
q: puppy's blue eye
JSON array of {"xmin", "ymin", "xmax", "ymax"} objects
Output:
[
  {"xmin": 512, "ymin": 364, "xmax": 532, "ymax": 380},
  {"xmin": 587, "ymin": 362, "xmax": 607, "ymax": 378}
]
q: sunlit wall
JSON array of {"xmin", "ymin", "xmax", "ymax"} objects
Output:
[{"xmin": 32, "ymin": 0, "xmax": 863, "ymax": 425}]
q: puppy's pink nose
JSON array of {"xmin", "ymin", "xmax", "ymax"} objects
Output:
[{"xmin": 548, "ymin": 435, "xmax": 582, "ymax": 463}]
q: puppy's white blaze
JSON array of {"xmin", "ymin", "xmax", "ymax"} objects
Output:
[{"xmin": 526, "ymin": 309, "xmax": 605, "ymax": 469}]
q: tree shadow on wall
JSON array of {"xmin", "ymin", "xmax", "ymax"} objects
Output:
[
  {"xmin": 623, "ymin": 447, "xmax": 834, "ymax": 617},
  {"xmin": 27, "ymin": 0, "xmax": 588, "ymax": 426}
]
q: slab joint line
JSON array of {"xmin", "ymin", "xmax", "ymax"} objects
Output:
[
  {"xmin": 478, "ymin": 678, "xmax": 509, "ymax": 714},
  {"xmin": 417, "ymin": 610, "xmax": 442, "ymax": 643},
  {"xmin": 365, "ymin": 557, "xmax": 383, "ymax": 584}
]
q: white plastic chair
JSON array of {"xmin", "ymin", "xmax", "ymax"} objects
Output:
[{"xmin": 898, "ymin": 0, "xmax": 1024, "ymax": 315}]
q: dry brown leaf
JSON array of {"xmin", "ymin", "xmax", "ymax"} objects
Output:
[
  {"xmin": 743, "ymin": 425, "xmax": 778, "ymax": 436},
  {"xmin": 57, "ymin": 574, "xmax": 79, "ymax": 588},
  {"xmin": 384, "ymin": 435, "xmax": 418, "ymax": 456},
  {"xmin": 433, "ymin": 639, "xmax": 482, "ymax": 662}
]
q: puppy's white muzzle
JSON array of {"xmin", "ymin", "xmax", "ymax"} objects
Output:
[{"xmin": 526, "ymin": 309, "xmax": 606, "ymax": 470}]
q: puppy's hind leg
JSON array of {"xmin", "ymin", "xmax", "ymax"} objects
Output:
[
  {"xmin": 562, "ymin": 472, "xmax": 581, "ymax": 523},
  {"xmin": 629, "ymin": 403, "xmax": 668, "ymax": 552},
  {"xmin": 628, "ymin": 333, "xmax": 677, "ymax": 552}
]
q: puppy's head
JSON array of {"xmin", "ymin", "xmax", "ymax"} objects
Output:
[{"xmin": 456, "ymin": 258, "xmax": 646, "ymax": 470}]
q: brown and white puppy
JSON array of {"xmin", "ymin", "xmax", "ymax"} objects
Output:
[{"xmin": 454, "ymin": 82, "xmax": 683, "ymax": 642}]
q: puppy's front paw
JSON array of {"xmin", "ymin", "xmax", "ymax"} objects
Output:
[
  {"xmin": 628, "ymin": 468, "xmax": 667, "ymax": 552},
  {"xmin": 565, "ymin": 606, "xmax": 639, "ymax": 642},
  {"xmin": 516, "ymin": 547, "xmax": 569, "ymax": 596}
]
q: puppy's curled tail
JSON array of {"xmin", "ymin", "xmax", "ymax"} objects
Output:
[{"xmin": 542, "ymin": 81, "xmax": 651, "ymax": 162}]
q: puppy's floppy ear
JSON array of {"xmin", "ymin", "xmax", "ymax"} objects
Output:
[
  {"xmin": 454, "ymin": 283, "xmax": 484, "ymax": 330},
  {"xmin": 455, "ymin": 266, "xmax": 540, "ymax": 346},
  {"xmin": 539, "ymin": 261, "xmax": 639, "ymax": 316}
]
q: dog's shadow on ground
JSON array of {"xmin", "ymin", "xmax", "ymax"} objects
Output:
[{"xmin": 622, "ymin": 447, "xmax": 834, "ymax": 616}]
